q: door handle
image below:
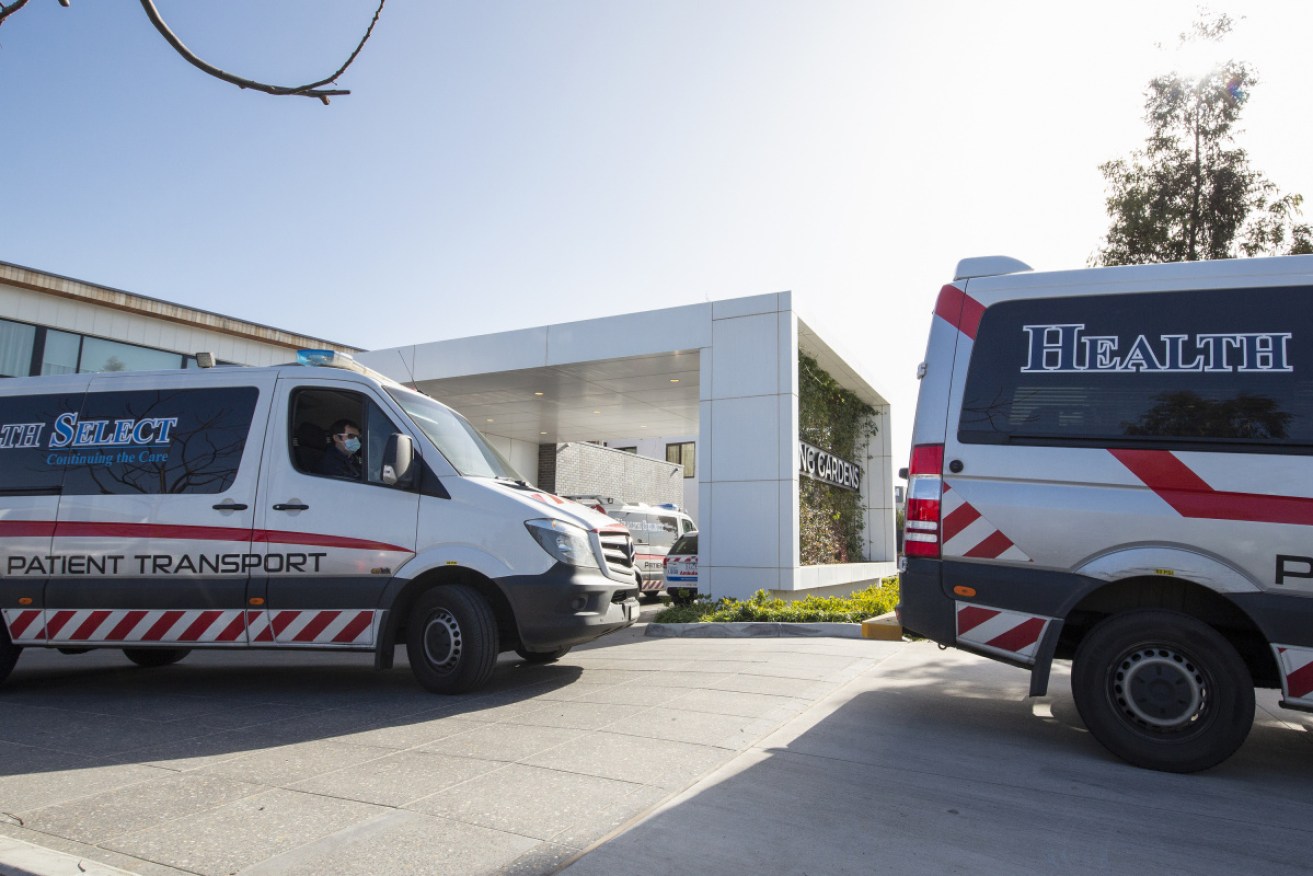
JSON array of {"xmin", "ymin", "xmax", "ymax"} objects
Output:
[
  {"xmin": 273, "ymin": 503, "xmax": 310, "ymax": 512},
  {"xmin": 212, "ymin": 502, "xmax": 249, "ymax": 511}
]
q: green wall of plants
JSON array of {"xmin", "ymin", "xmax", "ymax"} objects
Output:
[{"xmin": 798, "ymin": 351, "xmax": 878, "ymax": 565}]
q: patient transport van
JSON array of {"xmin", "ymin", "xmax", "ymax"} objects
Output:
[
  {"xmin": 899, "ymin": 254, "xmax": 1313, "ymax": 772},
  {"xmin": 0, "ymin": 351, "xmax": 640, "ymax": 693}
]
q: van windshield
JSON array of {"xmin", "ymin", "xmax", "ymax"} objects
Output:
[{"xmin": 385, "ymin": 386, "xmax": 521, "ymax": 480}]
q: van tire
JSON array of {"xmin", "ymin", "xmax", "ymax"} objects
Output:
[
  {"xmin": 0, "ymin": 625, "xmax": 20, "ymax": 684},
  {"xmin": 123, "ymin": 648, "xmax": 191, "ymax": 668},
  {"xmin": 407, "ymin": 585, "xmax": 498, "ymax": 694},
  {"xmin": 515, "ymin": 645, "xmax": 571, "ymax": 664},
  {"xmin": 1071, "ymin": 610, "xmax": 1254, "ymax": 773}
]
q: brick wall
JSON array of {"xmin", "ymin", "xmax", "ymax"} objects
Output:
[{"xmin": 538, "ymin": 442, "xmax": 684, "ymax": 507}]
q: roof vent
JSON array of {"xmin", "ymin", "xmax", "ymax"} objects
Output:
[{"xmin": 953, "ymin": 256, "xmax": 1032, "ymax": 281}]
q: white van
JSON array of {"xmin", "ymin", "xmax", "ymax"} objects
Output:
[
  {"xmin": 899, "ymin": 254, "xmax": 1313, "ymax": 772},
  {"xmin": 565, "ymin": 497, "xmax": 695, "ymax": 598},
  {"xmin": 0, "ymin": 351, "xmax": 640, "ymax": 694}
]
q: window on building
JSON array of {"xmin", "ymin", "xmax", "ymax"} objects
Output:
[
  {"xmin": 612, "ymin": 446, "xmax": 637, "ymax": 454},
  {"xmin": 79, "ymin": 337, "xmax": 184, "ymax": 374},
  {"xmin": 41, "ymin": 330, "xmax": 81, "ymax": 376},
  {"xmin": 0, "ymin": 319, "xmax": 36, "ymax": 377},
  {"xmin": 666, "ymin": 441, "xmax": 695, "ymax": 478}
]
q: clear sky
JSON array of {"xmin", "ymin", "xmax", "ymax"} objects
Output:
[{"xmin": 5, "ymin": 1, "xmax": 1312, "ymax": 471}]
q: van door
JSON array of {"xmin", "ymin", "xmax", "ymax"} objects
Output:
[
  {"xmin": 45, "ymin": 372, "xmax": 273, "ymax": 648},
  {"xmin": 251, "ymin": 378, "xmax": 418, "ymax": 648},
  {"xmin": 0, "ymin": 379, "xmax": 90, "ymax": 646}
]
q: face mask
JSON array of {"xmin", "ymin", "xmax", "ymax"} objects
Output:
[{"xmin": 344, "ymin": 437, "xmax": 361, "ymax": 454}]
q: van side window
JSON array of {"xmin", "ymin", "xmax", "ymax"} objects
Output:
[
  {"xmin": 56, "ymin": 387, "xmax": 258, "ymax": 495},
  {"xmin": 0, "ymin": 392, "xmax": 85, "ymax": 494},
  {"xmin": 291, "ymin": 389, "xmax": 408, "ymax": 487},
  {"xmin": 960, "ymin": 287, "xmax": 1313, "ymax": 451}
]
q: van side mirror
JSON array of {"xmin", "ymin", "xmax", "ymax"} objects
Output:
[{"xmin": 382, "ymin": 433, "xmax": 415, "ymax": 487}]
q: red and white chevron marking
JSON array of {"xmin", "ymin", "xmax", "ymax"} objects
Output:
[
  {"xmin": 955, "ymin": 602, "xmax": 1051, "ymax": 663},
  {"xmin": 1274, "ymin": 645, "xmax": 1313, "ymax": 706},
  {"xmin": 2, "ymin": 608, "xmax": 376, "ymax": 647},
  {"xmin": 4, "ymin": 608, "xmax": 249, "ymax": 644},
  {"xmin": 941, "ymin": 483, "xmax": 1031, "ymax": 561},
  {"xmin": 248, "ymin": 609, "xmax": 377, "ymax": 645}
]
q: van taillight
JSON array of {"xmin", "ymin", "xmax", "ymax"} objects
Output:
[{"xmin": 904, "ymin": 444, "xmax": 944, "ymax": 558}]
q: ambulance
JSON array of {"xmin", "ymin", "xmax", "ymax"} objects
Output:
[
  {"xmin": 899, "ymin": 254, "xmax": 1313, "ymax": 772},
  {"xmin": 564, "ymin": 496, "xmax": 695, "ymax": 599},
  {"xmin": 0, "ymin": 351, "xmax": 640, "ymax": 693}
]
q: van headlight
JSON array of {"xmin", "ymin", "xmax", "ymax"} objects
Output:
[{"xmin": 525, "ymin": 519, "xmax": 600, "ymax": 570}]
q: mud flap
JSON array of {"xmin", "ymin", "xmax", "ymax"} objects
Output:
[{"xmin": 1027, "ymin": 618, "xmax": 1064, "ymax": 697}]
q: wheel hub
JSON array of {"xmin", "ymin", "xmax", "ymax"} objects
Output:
[
  {"xmin": 1114, "ymin": 647, "xmax": 1205, "ymax": 729},
  {"xmin": 423, "ymin": 608, "xmax": 463, "ymax": 673}
]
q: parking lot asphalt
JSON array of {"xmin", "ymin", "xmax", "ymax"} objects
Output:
[
  {"xmin": 4, "ymin": 612, "xmax": 1313, "ymax": 876},
  {"xmin": 0, "ymin": 608, "xmax": 897, "ymax": 876}
]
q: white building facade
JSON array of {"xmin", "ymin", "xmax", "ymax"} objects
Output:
[
  {"xmin": 363, "ymin": 292, "xmax": 896, "ymax": 600},
  {"xmin": 2, "ymin": 262, "xmax": 896, "ymax": 601}
]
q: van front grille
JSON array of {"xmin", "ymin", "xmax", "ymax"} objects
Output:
[{"xmin": 599, "ymin": 529, "xmax": 636, "ymax": 580}]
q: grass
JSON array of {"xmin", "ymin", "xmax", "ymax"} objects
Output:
[{"xmin": 653, "ymin": 576, "xmax": 899, "ymax": 624}]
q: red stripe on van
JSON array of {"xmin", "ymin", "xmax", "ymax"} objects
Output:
[
  {"xmin": 1287, "ymin": 662, "xmax": 1313, "ymax": 699},
  {"xmin": 9, "ymin": 609, "xmax": 42, "ymax": 639},
  {"xmin": 1111, "ymin": 449, "xmax": 1313, "ymax": 526},
  {"xmin": 216, "ymin": 614, "xmax": 248, "ymax": 642},
  {"xmin": 45, "ymin": 610, "xmax": 75, "ymax": 638},
  {"xmin": 964, "ymin": 531, "xmax": 1015, "ymax": 559},
  {"xmin": 956, "ymin": 605, "xmax": 999, "ymax": 635},
  {"xmin": 934, "ymin": 285, "xmax": 986, "ymax": 340},
  {"xmin": 334, "ymin": 611, "xmax": 374, "ymax": 643},
  {"xmin": 0, "ymin": 519, "xmax": 411, "ymax": 555},
  {"xmin": 295, "ymin": 610, "xmax": 340, "ymax": 642},
  {"xmin": 987, "ymin": 617, "xmax": 1045, "ymax": 653},
  {"xmin": 180, "ymin": 611, "xmax": 223, "ymax": 641},
  {"xmin": 108, "ymin": 610, "xmax": 149, "ymax": 640},
  {"xmin": 143, "ymin": 610, "xmax": 185, "ymax": 641},
  {"xmin": 941, "ymin": 502, "xmax": 981, "ymax": 542},
  {"xmin": 71, "ymin": 610, "xmax": 112, "ymax": 640},
  {"xmin": 0, "ymin": 521, "xmax": 57, "ymax": 538}
]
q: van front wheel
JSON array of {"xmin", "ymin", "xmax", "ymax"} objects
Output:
[
  {"xmin": 1071, "ymin": 610, "xmax": 1254, "ymax": 773},
  {"xmin": 407, "ymin": 585, "xmax": 498, "ymax": 694}
]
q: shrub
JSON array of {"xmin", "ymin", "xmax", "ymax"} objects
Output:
[{"xmin": 653, "ymin": 577, "xmax": 899, "ymax": 624}]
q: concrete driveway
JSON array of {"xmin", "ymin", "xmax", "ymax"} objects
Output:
[{"xmin": 2, "ymin": 617, "xmax": 1312, "ymax": 876}]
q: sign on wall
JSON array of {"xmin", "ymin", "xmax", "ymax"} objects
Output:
[{"xmin": 798, "ymin": 440, "xmax": 861, "ymax": 491}]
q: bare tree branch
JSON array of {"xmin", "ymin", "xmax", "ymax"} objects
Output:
[
  {"xmin": 0, "ymin": 0, "xmax": 33, "ymax": 28},
  {"xmin": 137, "ymin": 0, "xmax": 386, "ymax": 105}
]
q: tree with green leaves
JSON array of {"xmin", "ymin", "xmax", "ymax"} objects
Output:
[{"xmin": 1094, "ymin": 14, "xmax": 1312, "ymax": 265}]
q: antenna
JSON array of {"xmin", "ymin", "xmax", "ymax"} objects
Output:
[{"xmin": 396, "ymin": 348, "xmax": 423, "ymax": 392}]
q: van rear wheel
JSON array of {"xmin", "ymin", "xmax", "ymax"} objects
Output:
[
  {"xmin": 1071, "ymin": 610, "xmax": 1253, "ymax": 773},
  {"xmin": 406, "ymin": 584, "xmax": 498, "ymax": 694},
  {"xmin": 123, "ymin": 648, "xmax": 190, "ymax": 668}
]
